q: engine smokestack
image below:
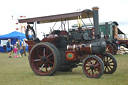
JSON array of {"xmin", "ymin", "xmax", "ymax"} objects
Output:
[
  {"xmin": 92, "ymin": 7, "xmax": 100, "ymax": 39},
  {"xmin": 105, "ymin": 22, "xmax": 109, "ymax": 39}
]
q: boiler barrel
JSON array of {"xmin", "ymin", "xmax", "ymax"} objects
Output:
[{"xmin": 67, "ymin": 39, "xmax": 106, "ymax": 54}]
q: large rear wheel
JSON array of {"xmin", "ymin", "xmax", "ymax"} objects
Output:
[
  {"xmin": 82, "ymin": 55, "xmax": 104, "ymax": 78},
  {"xmin": 29, "ymin": 42, "xmax": 61, "ymax": 76}
]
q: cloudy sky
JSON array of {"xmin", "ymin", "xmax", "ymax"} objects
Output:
[{"xmin": 0, "ymin": 0, "xmax": 128, "ymax": 36}]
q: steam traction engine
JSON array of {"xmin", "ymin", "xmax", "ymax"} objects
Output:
[
  {"xmin": 18, "ymin": 7, "xmax": 117, "ymax": 78},
  {"xmin": 99, "ymin": 22, "xmax": 118, "ymax": 55}
]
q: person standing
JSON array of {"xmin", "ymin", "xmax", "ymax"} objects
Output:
[
  {"xmin": 16, "ymin": 40, "xmax": 21, "ymax": 57},
  {"xmin": 6, "ymin": 39, "xmax": 12, "ymax": 58},
  {"xmin": 21, "ymin": 39, "xmax": 27, "ymax": 56}
]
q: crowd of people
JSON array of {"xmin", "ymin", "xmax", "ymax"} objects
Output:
[{"xmin": 6, "ymin": 38, "xmax": 27, "ymax": 58}]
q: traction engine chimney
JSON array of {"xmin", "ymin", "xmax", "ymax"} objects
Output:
[
  {"xmin": 92, "ymin": 7, "xmax": 100, "ymax": 39},
  {"xmin": 105, "ymin": 22, "xmax": 109, "ymax": 39}
]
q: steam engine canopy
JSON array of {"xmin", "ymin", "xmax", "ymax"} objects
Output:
[{"xmin": 91, "ymin": 38, "xmax": 106, "ymax": 54}]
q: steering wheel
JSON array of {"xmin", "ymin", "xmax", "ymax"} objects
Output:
[{"xmin": 25, "ymin": 25, "xmax": 36, "ymax": 40}]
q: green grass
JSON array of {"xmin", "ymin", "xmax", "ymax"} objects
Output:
[{"xmin": 0, "ymin": 53, "xmax": 128, "ymax": 85}]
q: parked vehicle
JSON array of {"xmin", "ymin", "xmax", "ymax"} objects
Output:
[
  {"xmin": 71, "ymin": 21, "xmax": 119, "ymax": 54},
  {"xmin": 18, "ymin": 7, "xmax": 117, "ymax": 78}
]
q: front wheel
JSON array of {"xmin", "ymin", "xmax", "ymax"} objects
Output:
[{"xmin": 82, "ymin": 55, "xmax": 104, "ymax": 78}]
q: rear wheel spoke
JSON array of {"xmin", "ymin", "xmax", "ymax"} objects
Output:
[
  {"xmin": 39, "ymin": 64, "xmax": 45, "ymax": 71},
  {"xmin": 48, "ymin": 61, "xmax": 54, "ymax": 64},
  {"xmin": 34, "ymin": 59, "xmax": 41, "ymax": 62},
  {"xmin": 47, "ymin": 53, "xmax": 53, "ymax": 58},
  {"xmin": 43, "ymin": 48, "xmax": 45, "ymax": 56},
  {"xmin": 45, "ymin": 64, "xmax": 48, "ymax": 72}
]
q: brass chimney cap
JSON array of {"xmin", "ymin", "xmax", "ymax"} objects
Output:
[{"xmin": 92, "ymin": 6, "xmax": 99, "ymax": 10}]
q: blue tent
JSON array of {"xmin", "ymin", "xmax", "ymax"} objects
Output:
[{"xmin": 0, "ymin": 31, "xmax": 26, "ymax": 52}]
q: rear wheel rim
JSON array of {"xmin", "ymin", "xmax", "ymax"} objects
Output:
[{"xmin": 30, "ymin": 44, "xmax": 55, "ymax": 75}]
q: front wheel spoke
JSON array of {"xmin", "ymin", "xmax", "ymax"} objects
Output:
[
  {"xmin": 94, "ymin": 67, "xmax": 99, "ymax": 71},
  {"xmin": 91, "ymin": 69, "xmax": 94, "ymax": 75},
  {"xmin": 108, "ymin": 65, "xmax": 113, "ymax": 70},
  {"xmin": 97, "ymin": 66, "xmax": 101, "ymax": 71},
  {"xmin": 109, "ymin": 63, "xmax": 114, "ymax": 67},
  {"xmin": 109, "ymin": 61, "xmax": 114, "ymax": 64},
  {"xmin": 95, "ymin": 63, "xmax": 99, "ymax": 67},
  {"xmin": 104, "ymin": 57, "xmax": 107, "ymax": 62},
  {"xmin": 108, "ymin": 58, "xmax": 112, "ymax": 62},
  {"xmin": 103, "ymin": 58, "xmax": 105, "ymax": 62},
  {"xmin": 88, "ymin": 59, "xmax": 92, "ymax": 64},
  {"xmin": 106, "ymin": 66, "xmax": 110, "ymax": 72},
  {"xmin": 86, "ymin": 67, "xmax": 90, "ymax": 71},
  {"xmin": 94, "ymin": 60, "xmax": 98, "ymax": 65},
  {"xmin": 105, "ymin": 66, "xmax": 107, "ymax": 71},
  {"xmin": 91, "ymin": 60, "xmax": 95, "ymax": 64},
  {"xmin": 107, "ymin": 57, "xmax": 109, "ymax": 62},
  {"xmin": 94, "ymin": 68, "xmax": 99, "ymax": 75},
  {"xmin": 109, "ymin": 65, "xmax": 114, "ymax": 69},
  {"xmin": 85, "ymin": 64, "xmax": 90, "ymax": 67}
]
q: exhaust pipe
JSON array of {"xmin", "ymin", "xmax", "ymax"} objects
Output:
[
  {"xmin": 92, "ymin": 7, "xmax": 100, "ymax": 39},
  {"xmin": 105, "ymin": 22, "xmax": 109, "ymax": 39}
]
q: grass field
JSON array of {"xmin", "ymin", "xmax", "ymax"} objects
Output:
[{"xmin": 0, "ymin": 53, "xmax": 128, "ymax": 85}]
